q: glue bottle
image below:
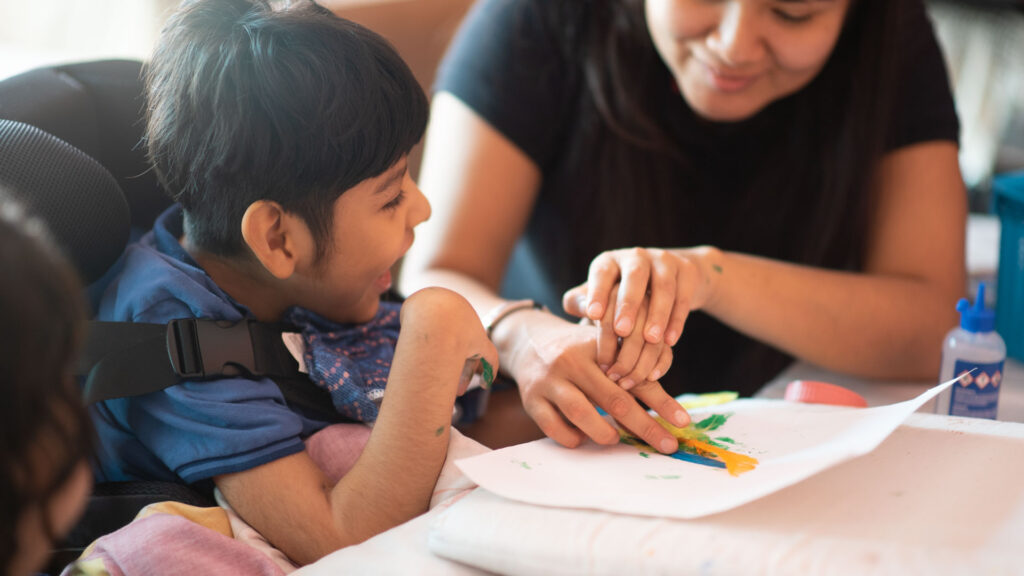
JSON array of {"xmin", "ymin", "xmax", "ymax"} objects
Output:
[{"xmin": 934, "ymin": 283, "xmax": 1005, "ymax": 419}]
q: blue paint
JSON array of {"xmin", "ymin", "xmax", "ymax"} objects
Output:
[{"xmin": 668, "ymin": 449, "xmax": 726, "ymax": 469}]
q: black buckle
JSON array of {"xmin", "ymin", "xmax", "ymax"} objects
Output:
[{"xmin": 166, "ymin": 318, "xmax": 257, "ymax": 379}]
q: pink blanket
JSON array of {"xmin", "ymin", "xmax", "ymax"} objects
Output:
[{"xmin": 64, "ymin": 423, "xmax": 375, "ymax": 576}]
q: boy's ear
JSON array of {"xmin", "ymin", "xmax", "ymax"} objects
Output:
[{"xmin": 240, "ymin": 201, "xmax": 310, "ymax": 280}]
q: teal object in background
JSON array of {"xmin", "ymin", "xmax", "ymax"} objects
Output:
[{"xmin": 994, "ymin": 170, "xmax": 1024, "ymax": 361}]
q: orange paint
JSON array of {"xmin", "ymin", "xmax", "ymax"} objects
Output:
[{"xmin": 680, "ymin": 438, "xmax": 759, "ymax": 476}]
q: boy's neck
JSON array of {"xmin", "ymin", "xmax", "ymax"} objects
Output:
[{"xmin": 182, "ymin": 237, "xmax": 291, "ymax": 322}]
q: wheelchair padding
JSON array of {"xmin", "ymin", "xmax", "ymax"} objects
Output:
[
  {"xmin": 0, "ymin": 119, "xmax": 130, "ymax": 284},
  {"xmin": 0, "ymin": 59, "xmax": 170, "ymax": 230}
]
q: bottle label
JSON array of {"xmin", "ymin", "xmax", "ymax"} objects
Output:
[{"xmin": 949, "ymin": 359, "xmax": 1004, "ymax": 419}]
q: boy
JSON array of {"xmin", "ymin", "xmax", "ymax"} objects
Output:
[{"xmin": 90, "ymin": 0, "xmax": 497, "ymax": 565}]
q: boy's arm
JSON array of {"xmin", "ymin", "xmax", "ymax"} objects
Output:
[{"xmin": 214, "ymin": 288, "xmax": 496, "ymax": 565}]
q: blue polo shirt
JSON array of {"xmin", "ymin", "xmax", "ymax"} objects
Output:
[{"xmin": 90, "ymin": 205, "xmax": 333, "ymax": 484}]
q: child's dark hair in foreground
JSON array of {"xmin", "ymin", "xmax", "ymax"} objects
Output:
[
  {"xmin": 87, "ymin": 0, "xmax": 498, "ymax": 566},
  {"xmin": 0, "ymin": 200, "xmax": 92, "ymax": 576}
]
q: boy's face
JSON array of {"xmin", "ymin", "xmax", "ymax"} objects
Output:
[{"xmin": 300, "ymin": 158, "xmax": 430, "ymax": 324}]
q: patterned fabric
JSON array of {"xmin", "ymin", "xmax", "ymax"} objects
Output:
[{"xmin": 284, "ymin": 302, "xmax": 401, "ymax": 422}]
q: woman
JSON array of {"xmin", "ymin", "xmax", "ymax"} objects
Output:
[{"xmin": 400, "ymin": 0, "xmax": 965, "ymax": 453}]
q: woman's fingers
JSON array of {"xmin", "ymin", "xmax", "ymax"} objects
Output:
[
  {"xmin": 642, "ymin": 249, "xmax": 678, "ymax": 343},
  {"xmin": 612, "ymin": 250, "xmax": 652, "ymax": 337},
  {"xmin": 606, "ymin": 295, "xmax": 647, "ymax": 386},
  {"xmin": 630, "ymin": 379, "xmax": 689, "ymax": 429},
  {"xmin": 622, "ymin": 339, "xmax": 663, "ymax": 388},
  {"xmin": 585, "ymin": 369, "xmax": 679, "ymax": 454},
  {"xmin": 584, "ymin": 254, "xmax": 621, "ymax": 321},
  {"xmin": 524, "ymin": 378, "xmax": 620, "ymax": 447},
  {"xmin": 648, "ymin": 344, "xmax": 673, "ymax": 383},
  {"xmin": 562, "ymin": 283, "xmax": 588, "ymax": 318},
  {"xmin": 524, "ymin": 396, "xmax": 588, "ymax": 449}
]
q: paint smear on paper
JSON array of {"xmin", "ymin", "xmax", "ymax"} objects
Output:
[{"xmin": 621, "ymin": 412, "xmax": 759, "ymax": 476}]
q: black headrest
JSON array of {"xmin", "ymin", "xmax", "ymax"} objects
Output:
[
  {"xmin": 0, "ymin": 120, "xmax": 130, "ymax": 284},
  {"xmin": 0, "ymin": 59, "xmax": 170, "ymax": 230}
]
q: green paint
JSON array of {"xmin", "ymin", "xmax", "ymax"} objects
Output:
[
  {"xmin": 645, "ymin": 474, "xmax": 658, "ymax": 479},
  {"xmin": 695, "ymin": 414, "xmax": 729, "ymax": 431},
  {"xmin": 435, "ymin": 426, "xmax": 444, "ymax": 437},
  {"xmin": 622, "ymin": 412, "xmax": 739, "ymax": 462},
  {"xmin": 480, "ymin": 358, "xmax": 495, "ymax": 389},
  {"xmin": 521, "ymin": 462, "xmax": 532, "ymax": 470},
  {"xmin": 660, "ymin": 475, "xmax": 680, "ymax": 479},
  {"xmin": 712, "ymin": 264, "xmax": 723, "ymax": 274}
]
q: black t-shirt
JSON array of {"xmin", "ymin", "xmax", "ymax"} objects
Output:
[{"xmin": 436, "ymin": 0, "xmax": 959, "ymax": 396}]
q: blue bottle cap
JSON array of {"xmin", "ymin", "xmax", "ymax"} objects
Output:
[{"xmin": 957, "ymin": 283, "xmax": 996, "ymax": 333}]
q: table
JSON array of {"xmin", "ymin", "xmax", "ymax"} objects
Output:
[{"xmin": 757, "ymin": 358, "xmax": 1024, "ymax": 422}]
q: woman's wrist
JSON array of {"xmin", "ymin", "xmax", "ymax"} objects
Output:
[
  {"xmin": 487, "ymin": 304, "xmax": 554, "ymax": 376},
  {"xmin": 676, "ymin": 245, "xmax": 725, "ymax": 312}
]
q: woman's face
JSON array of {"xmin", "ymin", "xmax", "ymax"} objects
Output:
[{"xmin": 645, "ymin": 0, "xmax": 852, "ymax": 122}]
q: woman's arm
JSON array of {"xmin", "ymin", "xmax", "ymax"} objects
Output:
[
  {"xmin": 400, "ymin": 93, "xmax": 685, "ymax": 453},
  {"xmin": 215, "ymin": 288, "xmax": 497, "ymax": 564},
  {"xmin": 567, "ymin": 141, "xmax": 966, "ymax": 380},
  {"xmin": 706, "ymin": 141, "xmax": 965, "ymax": 378}
]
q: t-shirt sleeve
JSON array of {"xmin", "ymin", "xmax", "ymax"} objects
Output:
[
  {"xmin": 887, "ymin": 0, "xmax": 960, "ymax": 150},
  {"xmin": 121, "ymin": 377, "xmax": 307, "ymax": 484},
  {"xmin": 434, "ymin": 0, "xmax": 575, "ymax": 169}
]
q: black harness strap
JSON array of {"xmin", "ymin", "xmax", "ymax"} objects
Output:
[{"xmin": 80, "ymin": 319, "xmax": 343, "ymax": 423}]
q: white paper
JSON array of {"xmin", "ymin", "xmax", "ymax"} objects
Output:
[{"xmin": 454, "ymin": 377, "xmax": 958, "ymax": 519}]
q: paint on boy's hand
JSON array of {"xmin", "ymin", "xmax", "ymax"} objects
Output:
[
  {"xmin": 435, "ymin": 426, "xmax": 445, "ymax": 437},
  {"xmin": 712, "ymin": 264, "xmax": 723, "ymax": 274},
  {"xmin": 479, "ymin": 357, "xmax": 495, "ymax": 389},
  {"xmin": 460, "ymin": 354, "xmax": 496, "ymax": 392}
]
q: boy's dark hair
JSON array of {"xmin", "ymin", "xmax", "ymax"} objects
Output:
[
  {"xmin": 0, "ymin": 200, "xmax": 90, "ymax": 572},
  {"xmin": 145, "ymin": 0, "xmax": 428, "ymax": 261}
]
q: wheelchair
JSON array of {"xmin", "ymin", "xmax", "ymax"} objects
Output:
[{"xmin": 0, "ymin": 60, "xmax": 215, "ymax": 574}]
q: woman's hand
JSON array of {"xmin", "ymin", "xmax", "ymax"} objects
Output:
[
  {"xmin": 564, "ymin": 246, "xmax": 723, "ymax": 378},
  {"xmin": 566, "ymin": 283, "xmax": 673, "ymax": 391},
  {"xmin": 499, "ymin": 311, "xmax": 689, "ymax": 455}
]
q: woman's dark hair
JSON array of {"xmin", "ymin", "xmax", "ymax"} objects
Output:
[
  {"xmin": 0, "ymin": 201, "xmax": 90, "ymax": 573},
  {"xmin": 535, "ymin": 0, "xmax": 903, "ymax": 391},
  {"xmin": 145, "ymin": 0, "xmax": 429, "ymax": 261},
  {"xmin": 550, "ymin": 0, "xmax": 901, "ymax": 271}
]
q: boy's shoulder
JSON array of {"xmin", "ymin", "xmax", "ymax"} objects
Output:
[{"xmin": 97, "ymin": 206, "xmax": 245, "ymax": 326}]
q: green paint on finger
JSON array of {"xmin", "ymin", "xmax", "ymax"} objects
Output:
[
  {"xmin": 480, "ymin": 357, "xmax": 495, "ymax": 389},
  {"xmin": 712, "ymin": 264, "xmax": 723, "ymax": 274},
  {"xmin": 435, "ymin": 426, "xmax": 445, "ymax": 437}
]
